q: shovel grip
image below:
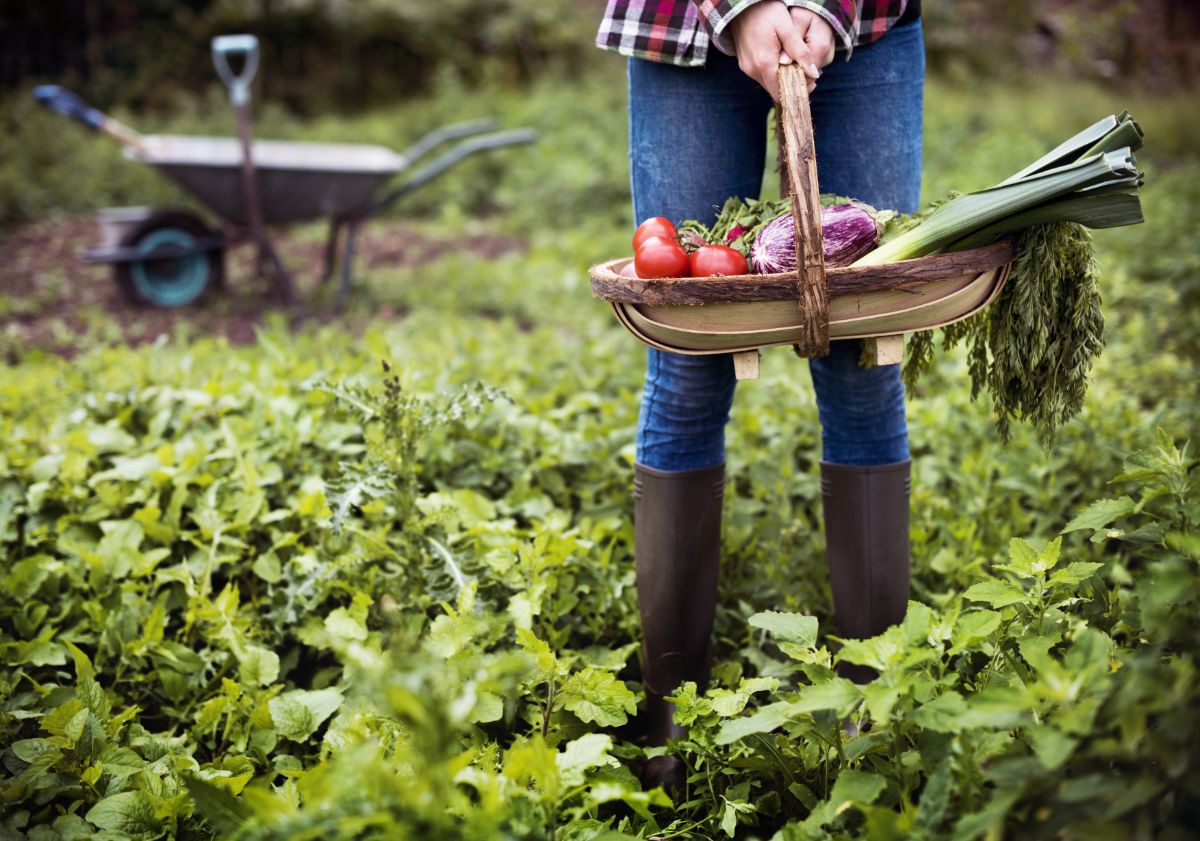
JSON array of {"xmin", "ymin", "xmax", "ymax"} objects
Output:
[{"xmin": 212, "ymin": 34, "xmax": 260, "ymax": 106}]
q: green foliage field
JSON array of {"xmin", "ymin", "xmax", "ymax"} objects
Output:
[{"xmin": 2, "ymin": 65, "xmax": 1199, "ymax": 839}]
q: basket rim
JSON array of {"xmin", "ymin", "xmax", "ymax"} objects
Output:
[{"xmin": 589, "ymin": 239, "xmax": 1014, "ymax": 306}]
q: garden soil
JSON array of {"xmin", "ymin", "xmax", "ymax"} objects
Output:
[{"xmin": 0, "ymin": 216, "xmax": 523, "ymax": 359}]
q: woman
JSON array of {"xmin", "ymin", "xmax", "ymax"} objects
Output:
[{"xmin": 596, "ymin": 0, "xmax": 924, "ymax": 789}]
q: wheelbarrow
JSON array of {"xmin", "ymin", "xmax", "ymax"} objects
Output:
[{"xmin": 33, "ymin": 34, "xmax": 536, "ymax": 311}]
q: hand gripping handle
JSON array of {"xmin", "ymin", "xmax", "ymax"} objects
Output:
[{"xmin": 212, "ymin": 34, "xmax": 261, "ymax": 106}]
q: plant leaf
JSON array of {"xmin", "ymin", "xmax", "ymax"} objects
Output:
[
  {"xmin": 748, "ymin": 611, "xmax": 818, "ymax": 647},
  {"xmin": 786, "ymin": 679, "xmax": 861, "ymax": 716},
  {"xmin": 911, "ymin": 691, "xmax": 969, "ymax": 733},
  {"xmin": 560, "ymin": 668, "xmax": 637, "ymax": 727},
  {"xmin": 269, "ymin": 688, "xmax": 343, "ymax": 742},
  {"xmin": 183, "ymin": 775, "xmax": 251, "ymax": 834},
  {"xmin": 715, "ymin": 702, "xmax": 793, "ymax": 746},
  {"xmin": 963, "ymin": 580, "xmax": 1029, "ymax": 608},
  {"xmin": 85, "ymin": 791, "xmax": 156, "ymax": 833},
  {"xmin": 1061, "ymin": 496, "xmax": 1136, "ymax": 533},
  {"xmin": 557, "ymin": 733, "xmax": 619, "ymax": 788}
]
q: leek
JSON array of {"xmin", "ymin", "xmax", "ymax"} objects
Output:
[
  {"xmin": 867, "ymin": 112, "xmax": 1148, "ymax": 446},
  {"xmin": 999, "ymin": 110, "xmax": 1142, "ymax": 185},
  {"xmin": 945, "ymin": 188, "xmax": 1143, "ymax": 251},
  {"xmin": 852, "ymin": 112, "xmax": 1145, "ymax": 266}
]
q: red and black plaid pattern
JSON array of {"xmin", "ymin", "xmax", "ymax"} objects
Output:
[{"xmin": 597, "ymin": 0, "xmax": 913, "ymax": 67}]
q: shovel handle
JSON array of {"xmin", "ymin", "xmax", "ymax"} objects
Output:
[{"xmin": 212, "ymin": 34, "xmax": 260, "ymax": 106}]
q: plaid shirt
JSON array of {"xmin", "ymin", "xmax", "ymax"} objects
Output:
[{"xmin": 597, "ymin": 0, "xmax": 912, "ymax": 66}]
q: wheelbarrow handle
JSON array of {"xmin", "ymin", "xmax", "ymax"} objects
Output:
[
  {"xmin": 369, "ymin": 128, "xmax": 538, "ymax": 215},
  {"xmin": 212, "ymin": 34, "xmax": 261, "ymax": 106},
  {"xmin": 32, "ymin": 85, "xmax": 148, "ymax": 155},
  {"xmin": 399, "ymin": 118, "xmax": 499, "ymax": 166},
  {"xmin": 33, "ymin": 85, "xmax": 105, "ymax": 130}
]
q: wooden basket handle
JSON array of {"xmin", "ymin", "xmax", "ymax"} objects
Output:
[{"xmin": 776, "ymin": 63, "xmax": 829, "ymax": 357}]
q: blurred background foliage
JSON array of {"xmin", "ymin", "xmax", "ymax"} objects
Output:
[
  {"xmin": 0, "ymin": 0, "xmax": 1197, "ymax": 228},
  {"xmin": 1, "ymin": 0, "xmax": 1197, "ymax": 115},
  {"xmin": 922, "ymin": 0, "xmax": 1199, "ymax": 88},
  {"xmin": 0, "ymin": 0, "xmax": 595, "ymax": 114}
]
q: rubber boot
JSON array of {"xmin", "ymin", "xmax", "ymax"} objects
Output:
[
  {"xmin": 820, "ymin": 460, "xmax": 911, "ymax": 684},
  {"xmin": 634, "ymin": 462, "xmax": 724, "ymax": 792}
]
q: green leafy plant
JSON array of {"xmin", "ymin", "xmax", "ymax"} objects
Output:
[{"xmin": 1, "ymin": 72, "xmax": 1198, "ymax": 840}]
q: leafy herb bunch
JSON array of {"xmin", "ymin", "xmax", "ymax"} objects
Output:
[{"xmin": 906, "ymin": 220, "xmax": 1106, "ymax": 445}]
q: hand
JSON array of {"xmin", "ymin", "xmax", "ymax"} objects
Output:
[
  {"xmin": 728, "ymin": 1, "xmax": 835, "ymax": 100},
  {"xmin": 789, "ymin": 7, "xmax": 836, "ymax": 72}
]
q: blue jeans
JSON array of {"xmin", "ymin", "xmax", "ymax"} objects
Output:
[{"xmin": 629, "ymin": 21, "xmax": 925, "ymax": 471}]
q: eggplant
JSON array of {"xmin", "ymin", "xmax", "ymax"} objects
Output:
[{"xmin": 749, "ymin": 201, "xmax": 886, "ymax": 273}]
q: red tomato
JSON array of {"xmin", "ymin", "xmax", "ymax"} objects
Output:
[
  {"xmin": 689, "ymin": 245, "xmax": 749, "ymax": 277},
  {"xmin": 634, "ymin": 236, "xmax": 690, "ymax": 278},
  {"xmin": 633, "ymin": 217, "xmax": 677, "ymax": 252}
]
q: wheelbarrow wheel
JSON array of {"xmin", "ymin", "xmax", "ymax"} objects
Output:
[{"xmin": 114, "ymin": 210, "xmax": 224, "ymax": 308}]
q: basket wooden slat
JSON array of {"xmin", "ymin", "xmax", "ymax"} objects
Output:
[
  {"xmin": 641, "ymin": 271, "xmax": 986, "ymax": 331},
  {"xmin": 611, "ymin": 263, "xmax": 1010, "ymax": 355}
]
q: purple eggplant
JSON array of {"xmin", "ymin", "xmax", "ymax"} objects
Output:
[{"xmin": 749, "ymin": 201, "xmax": 886, "ymax": 273}]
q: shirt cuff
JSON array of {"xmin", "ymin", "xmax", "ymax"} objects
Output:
[
  {"xmin": 693, "ymin": 0, "xmax": 770, "ymax": 57},
  {"xmin": 786, "ymin": 0, "xmax": 858, "ymax": 60}
]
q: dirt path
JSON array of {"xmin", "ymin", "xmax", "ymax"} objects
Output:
[{"xmin": 0, "ymin": 215, "xmax": 523, "ymax": 359}]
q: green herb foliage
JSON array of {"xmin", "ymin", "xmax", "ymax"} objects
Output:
[
  {"xmin": 905, "ymin": 221, "xmax": 1106, "ymax": 445},
  {"xmin": 678, "ymin": 196, "xmax": 792, "ymax": 255}
]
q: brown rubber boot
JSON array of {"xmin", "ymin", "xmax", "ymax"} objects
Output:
[
  {"xmin": 820, "ymin": 460, "xmax": 911, "ymax": 684},
  {"xmin": 634, "ymin": 462, "xmax": 724, "ymax": 792}
]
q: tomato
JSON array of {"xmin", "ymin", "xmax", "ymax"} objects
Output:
[
  {"xmin": 633, "ymin": 217, "xmax": 677, "ymax": 252},
  {"xmin": 634, "ymin": 236, "xmax": 690, "ymax": 278},
  {"xmin": 689, "ymin": 245, "xmax": 749, "ymax": 277}
]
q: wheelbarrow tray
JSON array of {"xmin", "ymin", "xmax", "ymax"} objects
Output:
[{"xmin": 128, "ymin": 135, "xmax": 406, "ymax": 226}]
